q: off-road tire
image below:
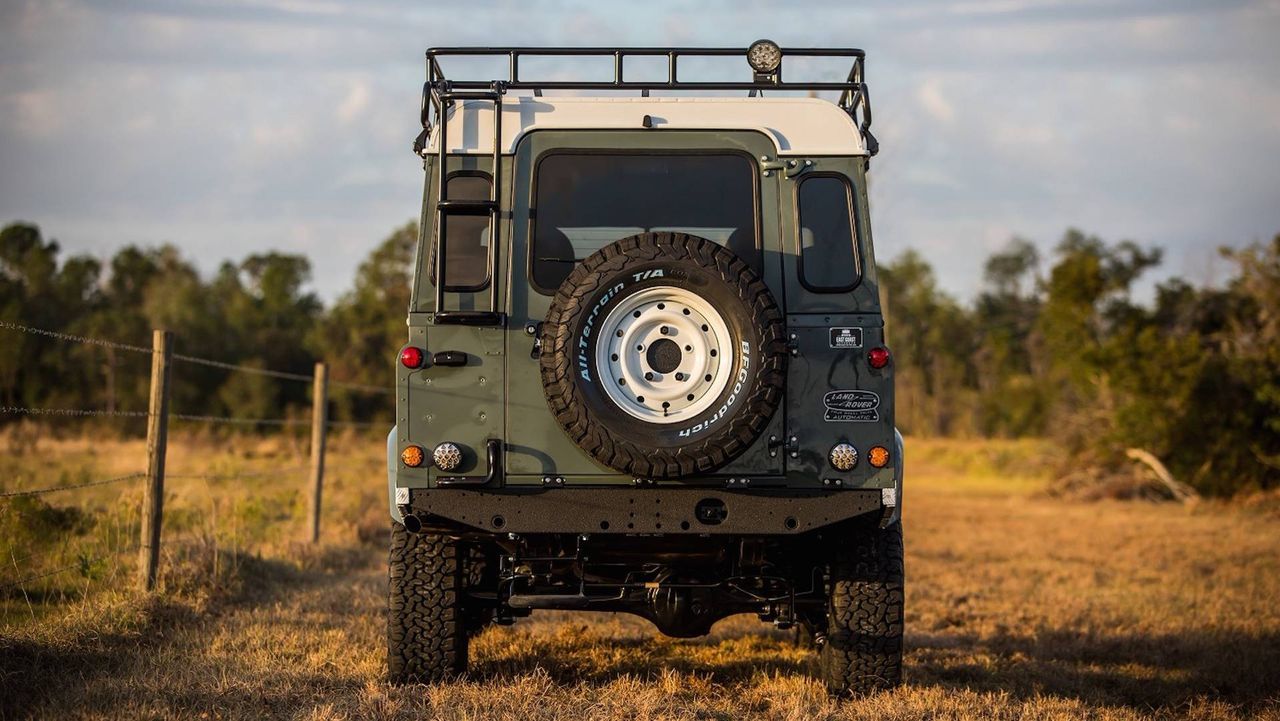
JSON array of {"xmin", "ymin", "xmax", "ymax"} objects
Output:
[
  {"xmin": 387, "ymin": 523, "xmax": 467, "ymax": 683},
  {"xmin": 539, "ymin": 232, "xmax": 786, "ymax": 478},
  {"xmin": 820, "ymin": 521, "xmax": 905, "ymax": 696}
]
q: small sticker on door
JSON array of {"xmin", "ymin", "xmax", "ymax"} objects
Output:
[
  {"xmin": 824, "ymin": 389, "xmax": 880, "ymax": 422},
  {"xmin": 829, "ymin": 327, "xmax": 864, "ymax": 349}
]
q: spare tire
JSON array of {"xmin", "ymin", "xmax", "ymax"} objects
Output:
[{"xmin": 539, "ymin": 232, "xmax": 786, "ymax": 478}]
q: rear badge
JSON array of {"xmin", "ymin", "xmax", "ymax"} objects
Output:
[
  {"xmin": 824, "ymin": 389, "xmax": 879, "ymax": 422},
  {"xmin": 829, "ymin": 327, "xmax": 864, "ymax": 349}
]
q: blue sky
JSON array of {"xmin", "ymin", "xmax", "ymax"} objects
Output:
[{"xmin": 2, "ymin": 0, "xmax": 1278, "ymax": 301}]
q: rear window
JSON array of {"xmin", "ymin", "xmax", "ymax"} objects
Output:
[
  {"xmin": 797, "ymin": 175, "xmax": 859, "ymax": 292},
  {"xmin": 532, "ymin": 153, "xmax": 759, "ymax": 292}
]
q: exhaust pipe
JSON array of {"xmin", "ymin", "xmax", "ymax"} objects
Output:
[{"xmin": 402, "ymin": 513, "xmax": 423, "ymax": 534}]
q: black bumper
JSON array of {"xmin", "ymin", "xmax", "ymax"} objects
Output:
[{"xmin": 404, "ymin": 486, "xmax": 883, "ymax": 535}]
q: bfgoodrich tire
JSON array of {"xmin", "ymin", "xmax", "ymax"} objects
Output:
[
  {"xmin": 387, "ymin": 523, "xmax": 467, "ymax": 683},
  {"xmin": 820, "ymin": 521, "xmax": 905, "ymax": 696},
  {"xmin": 539, "ymin": 232, "xmax": 786, "ymax": 478}
]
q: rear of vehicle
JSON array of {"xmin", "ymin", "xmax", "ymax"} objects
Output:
[{"xmin": 387, "ymin": 43, "xmax": 904, "ymax": 695}]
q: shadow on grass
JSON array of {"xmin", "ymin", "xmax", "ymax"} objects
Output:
[
  {"xmin": 0, "ymin": 545, "xmax": 374, "ymax": 719},
  {"xmin": 472, "ymin": 617, "xmax": 1280, "ymax": 713},
  {"xmin": 472, "ymin": 616, "xmax": 815, "ymax": 686},
  {"xmin": 909, "ymin": 627, "xmax": 1280, "ymax": 711}
]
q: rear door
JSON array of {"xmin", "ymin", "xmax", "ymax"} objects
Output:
[
  {"xmin": 779, "ymin": 157, "xmax": 895, "ymax": 489},
  {"xmin": 504, "ymin": 130, "xmax": 787, "ymax": 484}
]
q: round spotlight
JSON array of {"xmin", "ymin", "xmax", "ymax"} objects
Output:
[
  {"xmin": 747, "ymin": 39, "xmax": 782, "ymax": 74},
  {"xmin": 868, "ymin": 445, "xmax": 891, "ymax": 469},
  {"xmin": 432, "ymin": 442, "xmax": 463, "ymax": 471},
  {"xmin": 829, "ymin": 443, "xmax": 859, "ymax": 472},
  {"xmin": 401, "ymin": 445, "xmax": 425, "ymax": 468}
]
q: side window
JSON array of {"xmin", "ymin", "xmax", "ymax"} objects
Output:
[
  {"xmin": 436, "ymin": 173, "xmax": 491, "ymax": 291},
  {"xmin": 797, "ymin": 175, "xmax": 859, "ymax": 292}
]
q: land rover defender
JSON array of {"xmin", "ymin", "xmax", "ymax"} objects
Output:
[{"xmin": 387, "ymin": 42, "xmax": 904, "ymax": 695}]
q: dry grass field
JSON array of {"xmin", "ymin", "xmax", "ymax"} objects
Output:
[{"xmin": 2, "ymin": 434, "xmax": 1279, "ymax": 720}]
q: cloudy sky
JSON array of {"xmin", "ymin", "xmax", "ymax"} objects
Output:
[{"xmin": 2, "ymin": 0, "xmax": 1278, "ymax": 301}]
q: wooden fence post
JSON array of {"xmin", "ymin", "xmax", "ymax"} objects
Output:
[
  {"xmin": 308, "ymin": 362, "xmax": 329, "ymax": 544},
  {"xmin": 139, "ymin": 329, "xmax": 173, "ymax": 591}
]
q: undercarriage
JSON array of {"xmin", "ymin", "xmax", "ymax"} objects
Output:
[{"xmin": 413, "ymin": 519, "xmax": 877, "ymax": 639}]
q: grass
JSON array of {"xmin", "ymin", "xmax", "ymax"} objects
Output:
[{"xmin": 1, "ymin": 434, "xmax": 1278, "ymax": 720}]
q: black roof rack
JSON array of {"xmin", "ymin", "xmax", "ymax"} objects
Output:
[
  {"xmin": 418, "ymin": 44, "xmax": 878, "ymax": 157},
  {"xmin": 420, "ymin": 44, "xmax": 879, "ymax": 327}
]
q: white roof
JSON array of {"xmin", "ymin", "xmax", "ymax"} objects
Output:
[{"xmin": 426, "ymin": 96, "xmax": 865, "ymax": 157}]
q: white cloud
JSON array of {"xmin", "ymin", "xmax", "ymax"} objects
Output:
[
  {"xmin": 3, "ymin": 89, "xmax": 63, "ymax": 138},
  {"xmin": 336, "ymin": 79, "xmax": 371, "ymax": 124},
  {"xmin": 914, "ymin": 78, "xmax": 954, "ymax": 123}
]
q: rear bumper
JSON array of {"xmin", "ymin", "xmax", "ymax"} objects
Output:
[{"xmin": 402, "ymin": 486, "xmax": 883, "ymax": 536}]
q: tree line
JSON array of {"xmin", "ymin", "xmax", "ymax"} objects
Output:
[
  {"xmin": 0, "ymin": 221, "xmax": 415, "ymax": 430},
  {"xmin": 882, "ymin": 229, "xmax": 1280, "ymax": 496},
  {"xmin": 3, "ymin": 221, "xmax": 1277, "ymax": 495}
]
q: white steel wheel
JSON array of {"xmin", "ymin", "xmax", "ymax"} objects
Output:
[{"xmin": 594, "ymin": 286, "xmax": 733, "ymax": 425}]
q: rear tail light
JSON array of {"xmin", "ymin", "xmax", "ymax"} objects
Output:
[
  {"xmin": 867, "ymin": 346, "xmax": 891, "ymax": 369},
  {"xmin": 400, "ymin": 346, "xmax": 425, "ymax": 369}
]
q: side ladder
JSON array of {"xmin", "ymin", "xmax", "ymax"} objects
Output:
[{"xmin": 433, "ymin": 82, "xmax": 506, "ymax": 327}]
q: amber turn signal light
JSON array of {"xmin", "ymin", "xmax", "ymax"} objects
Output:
[
  {"xmin": 401, "ymin": 445, "xmax": 425, "ymax": 467},
  {"xmin": 868, "ymin": 445, "xmax": 891, "ymax": 468}
]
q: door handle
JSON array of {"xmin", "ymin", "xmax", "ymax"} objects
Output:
[{"xmin": 431, "ymin": 350, "xmax": 468, "ymax": 367}]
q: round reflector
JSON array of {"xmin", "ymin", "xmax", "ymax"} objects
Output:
[
  {"xmin": 867, "ymin": 347, "xmax": 891, "ymax": 369},
  {"xmin": 400, "ymin": 346, "xmax": 424, "ymax": 369}
]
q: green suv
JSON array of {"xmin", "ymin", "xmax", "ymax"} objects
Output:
[{"xmin": 387, "ymin": 41, "xmax": 904, "ymax": 695}]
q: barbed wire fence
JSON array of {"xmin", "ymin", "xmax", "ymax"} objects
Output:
[{"xmin": 0, "ymin": 321, "xmax": 391, "ymax": 601}]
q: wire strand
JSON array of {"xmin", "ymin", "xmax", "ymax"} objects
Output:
[
  {"xmin": 0, "ymin": 472, "xmax": 146, "ymax": 499},
  {"xmin": 2, "ymin": 319, "xmax": 391, "ymax": 393},
  {"xmin": 171, "ymin": 353, "xmax": 313, "ymax": 382},
  {"xmin": 327, "ymin": 419, "xmax": 386, "ymax": 428},
  {"xmin": 169, "ymin": 413, "xmax": 309, "ymax": 426},
  {"xmin": 0, "ymin": 406, "xmax": 149, "ymax": 419},
  {"xmin": 0, "ymin": 563, "xmax": 83, "ymax": 591},
  {"xmin": 0, "ymin": 320, "xmax": 152, "ymax": 354},
  {"xmin": 166, "ymin": 465, "xmax": 310, "ymax": 481},
  {"xmin": 329, "ymin": 379, "xmax": 394, "ymax": 395}
]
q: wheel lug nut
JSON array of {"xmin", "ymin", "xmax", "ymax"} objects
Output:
[
  {"xmin": 644, "ymin": 372, "xmax": 654, "ymax": 381},
  {"xmin": 675, "ymin": 372, "xmax": 685, "ymax": 381},
  {"xmin": 660, "ymin": 326, "xmax": 670, "ymax": 335}
]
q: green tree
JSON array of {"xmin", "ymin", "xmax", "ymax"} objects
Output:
[
  {"xmin": 879, "ymin": 250, "xmax": 978, "ymax": 435},
  {"xmin": 974, "ymin": 238, "xmax": 1045, "ymax": 436},
  {"xmin": 309, "ymin": 222, "xmax": 416, "ymax": 422}
]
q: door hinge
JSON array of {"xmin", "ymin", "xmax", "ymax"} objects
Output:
[
  {"xmin": 759, "ymin": 156, "xmax": 813, "ymax": 179},
  {"xmin": 768, "ymin": 434, "xmax": 798, "ymax": 459},
  {"xmin": 525, "ymin": 322, "xmax": 543, "ymax": 359}
]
